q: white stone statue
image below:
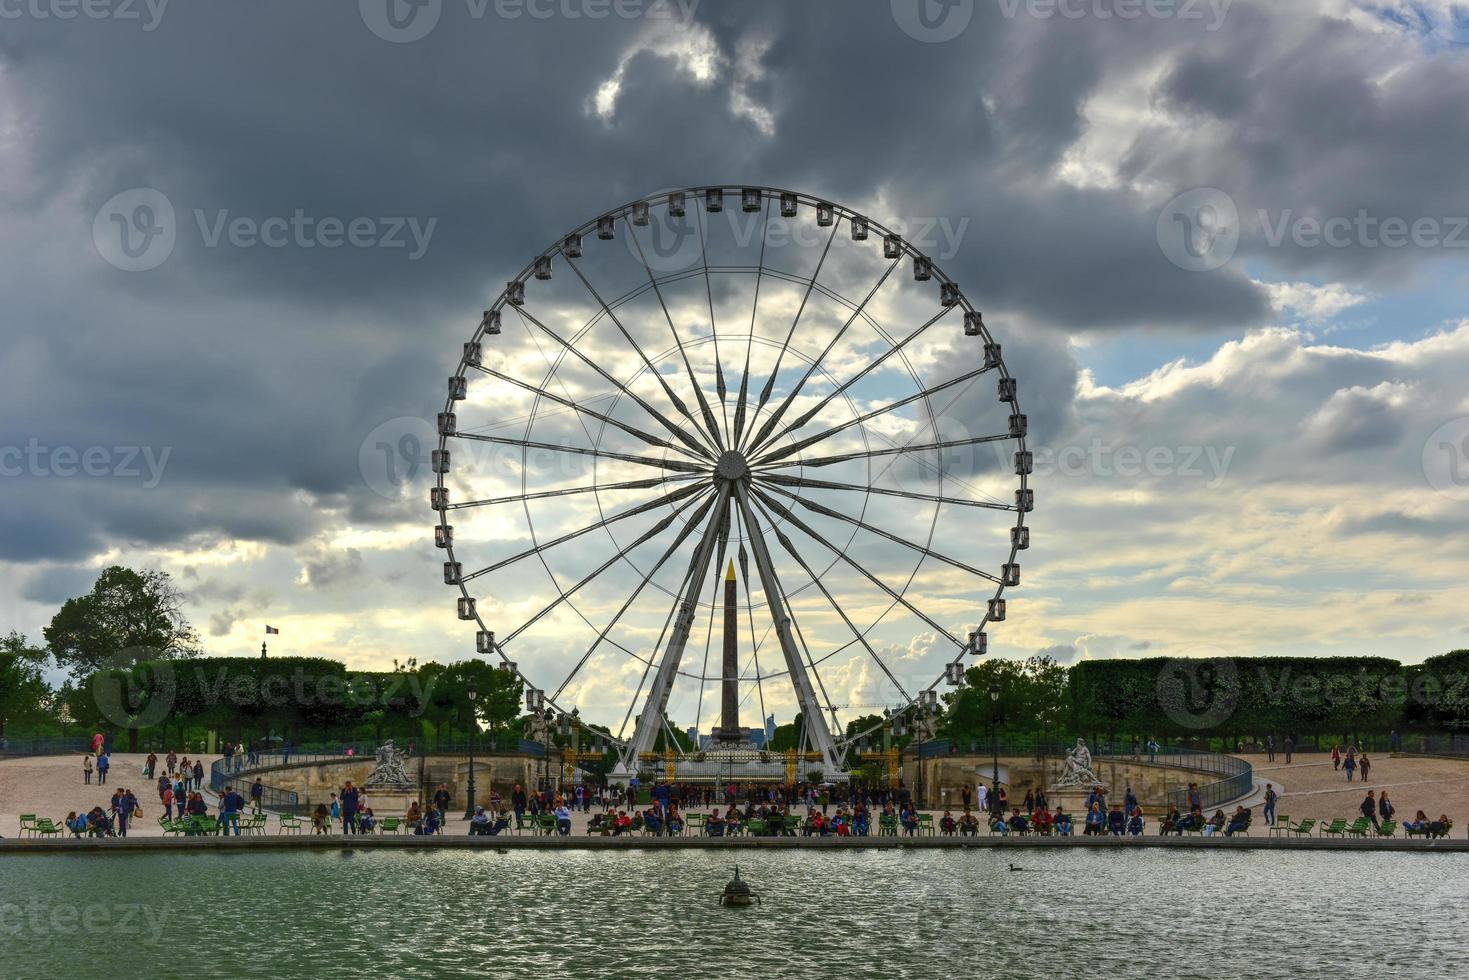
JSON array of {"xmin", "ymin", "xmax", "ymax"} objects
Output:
[
  {"xmin": 366, "ymin": 740, "xmax": 413, "ymax": 788},
  {"xmin": 1052, "ymin": 737, "xmax": 1101, "ymax": 789}
]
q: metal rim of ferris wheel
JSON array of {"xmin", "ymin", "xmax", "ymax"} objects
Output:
[{"xmin": 431, "ymin": 185, "xmax": 1032, "ymax": 777}]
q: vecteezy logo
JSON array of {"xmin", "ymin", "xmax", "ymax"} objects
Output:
[
  {"xmin": 1156, "ymin": 187, "xmax": 1240, "ymax": 272},
  {"xmin": 891, "ymin": 0, "xmax": 974, "ymax": 42},
  {"xmin": 92, "ymin": 647, "xmax": 176, "ymax": 731},
  {"xmin": 622, "ymin": 189, "xmax": 707, "ymax": 275},
  {"xmin": 92, "ymin": 188, "xmax": 176, "ymax": 272},
  {"xmin": 359, "ymin": 0, "xmax": 442, "ymax": 43},
  {"xmin": 360, "ymin": 416, "xmax": 438, "ymax": 499},
  {"xmin": 1422, "ymin": 417, "xmax": 1469, "ymax": 501},
  {"xmin": 1156, "ymin": 653, "xmax": 1240, "ymax": 730}
]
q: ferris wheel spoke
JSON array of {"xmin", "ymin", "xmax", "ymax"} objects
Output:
[
  {"xmin": 750, "ymin": 486, "xmax": 966, "ymax": 649},
  {"xmin": 541, "ymin": 490, "xmax": 720, "ymax": 702},
  {"xmin": 512, "ymin": 305, "xmax": 715, "ymax": 461},
  {"xmin": 739, "ymin": 223, "xmax": 840, "ymax": 451},
  {"xmin": 461, "ymin": 480, "xmax": 707, "ymax": 582},
  {"xmin": 754, "ymin": 472, "xmax": 1016, "ymax": 512},
  {"xmin": 731, "ymin": 201, "xmax": 774, "ymax": 448},
  {"xmin": 451, "ymin": 431, "xmax": 706, "ymax": 475},
  {"xmin": 746, "ymin": 255, "xmax": 902, "ymax": 457},
  {"xmin": 752, "ymin": 430, "xmax": 1015, "ymax": 471},
  {"xmin": 560, "ymin": 257, "xmax": 721, "ymax": 456},
  {"xmin": 622, "ymin": 491, "xmax": 734, "ymax": 766},
  {"xmin": 690, "ymin": 500, "xmax": 733, "ymax": 736},
  {"xmin": 760, "ymin": 532, "xmax": 845, "ymax": 738},
  {"xmin": 469, "ymin": 365, "xmax": 708, "ymax": 463},
  {"xmin": 446, "ymin": 474, "xmax": 700, "ymax": 511},
  {"xmin": 760, "ymin": 500, "xmax": 914, "ymax": 707},
  {"xmin": 732, "ymin": 528, "xmax": 770, "ymax": 743},
  {"xmin": 756, "ymin": 364, "xmax": 995, "ymax": 465},
  {"xmin": 730, "ymin": 481, "xmax": 842, "ymax": 769},
  {"xmin": 623, "ymin": 226, "xmax": 727, "ymax": 452},
  {"xmin": 757, "ymin": 306, "xmax": 953, "ymax": 453},
  {"xmin": 692, "ymin": 206, "xmax": 732, "ymax": 444},
  {"xmin": 757, "ymin": 481, "xmax": 1002, "ymax": 585}
]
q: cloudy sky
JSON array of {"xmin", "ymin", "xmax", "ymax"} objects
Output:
[{"xmin": 2, "ymin": 0, "xmax": 1467, "ymax": 735}]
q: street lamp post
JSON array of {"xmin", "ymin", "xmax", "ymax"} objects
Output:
[
  {"xmin": 989, "ymin": 681, "xmax": 1001, "ymax": 814},
  {"xmin": 463, "ymin": 679, "xmax": 479, "ymax": 819}
]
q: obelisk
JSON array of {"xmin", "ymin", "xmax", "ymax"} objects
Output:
[{"xmin": 717, "ymin": 559, "xmax": 741, "ymax": 743}]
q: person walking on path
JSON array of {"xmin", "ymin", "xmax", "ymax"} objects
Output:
[
  {"xmin": 96, "ymin": 753, "xmax": 109, "ymax": 786},
  {"xmin": 1360, "ymin": 790, "xmax": 1379, "ymax": 831},
  {"xmin": 1263, "ymin": 784, "xmax": 1278, "ymax": 827},
  {"xmin": 340, "ymin": 781, "xmax": 361, "ymax": 834},
  {"xmin": 1266, "ymin": 735, "xmax": 1275, "ymax": 762},
  {"xmin": 116, "ymin": 788, "xmax": 139, "ymax": 837},
  {"xmin": 1284, "ymin": 736, "xmax": 1293, "ymax": 764},
  {"xmin": 250, "ymin": 778, "xmax": 265, "ymax": 813},
  {"xmin": 1146, "ymin": 736, "xmax": 1158, "ymax": 763},
  {"xmin": 1379, "ymin": 792, "xmax": 1395, "ymax": 823},
  {"xmin": 162, "ymin": 782, "xmax": 175, "ymax": 820},
  {"xmin": 1331, "ymin": 744, "xmax": 1341, "ymax": 770},
  {"xmin": 83, "ymin": 754, "xmax": 93, "ymax": 785},
  {"xmin": 166, "ymin": 750, "xmax": 178, "ymax": 776},
  {"xmin": 1343, "ymin": 753, "xmax": 1357, "ymax": 782},
  {"xmin": 193, "ymin": 759, "xmax": 204, "ymax": 792},
  {"xmin": 1359, "ymin": 754, "xmax": 1371, "ymax": 783}
]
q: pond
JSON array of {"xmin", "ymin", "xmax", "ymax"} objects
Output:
[{"xmin": 2, "ymin": 848, "xmax": 1465, "ymax": 977}]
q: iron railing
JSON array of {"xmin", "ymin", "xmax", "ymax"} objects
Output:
[{"xmin": 0, "ymin": 736, "xmax": 88, "ymax": 756}]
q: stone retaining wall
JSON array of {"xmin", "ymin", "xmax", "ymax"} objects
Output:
[{"xmin": 906, "ymin": 754, "xmax": 1226, "ymax": 809}]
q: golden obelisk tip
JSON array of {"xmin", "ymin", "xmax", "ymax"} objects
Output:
[{"xmin": 726, "ymin": 559, "xmax": 736, "ymax": 581}]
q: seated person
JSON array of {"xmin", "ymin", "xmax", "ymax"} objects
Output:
[
  {"xmin": 1159, "ymin": 805, "xmax": 1181, "ymax": 835},
  {"xmin": 958, "ymin": 810, "xmax": 980, "ymax": 836},
  {"xmin": 1174, "ymin": 807, "xmax": 1204, "ymax": 834},
  {"xmin": 1007, "ymin": 808, "xmax": 1029, "ymax": 834},
  {"xmin": 88, "ymin": 807, "xmax": 114, "ymax": 837},
  {"xmin": 416, "ymin": 808, "xmax": 442, "ymax": 836},
  {"xmin": 1127, "ymin": 807, "xmax": 1145, "ymax": 837},
  {"xmin": 852, "ymin": 810, "xmax": 870, "ymax": 837},
  {"xmin": 587, "ymin": 812, "xmax": 607, "ymax": 833},
  {"xmin": 613, "ymin": 810, "xmax": 633, "ymax": 836},
  {"xmin": 1429, "ymin": 814, "xmax": 1453, "ymax": 839},
  {"xmin": 312, "ymin": 803, "xmax": 330, "ymax": 834},
  {"xmin": 705, "ymin": 811, "xmax": 726, "ymax": 837},
  {"xmin": 723, "ymin": 806, "xmax": 742, "ymax": 836},
  {"xmin": 665, "ymin": 806, "xmax": 684, "ymax": 836},
  {"xmin": 405, "ymin": 801, "xmax": 422, "ymax": 831},
  {"xmin": 1224, "ymin": 806, "xmax": 1250, "ymax": 836},
  {"xmin": 1106, "ymin": 805, "xmax": 1126, "ymax": 836},
  {"xmin": 940, "ymin": 810, "xmax": 957, "ymax": 836},
  {"xmin": 66, "ymin": 811, "xmax": 87, "ymax": 837},
  {"xmin": 357, "ymin": 808, "xmax": 376, "ymax": 833},
  {"xmin": 468, "ymin": 806, "xmax": 494, "ymax": 835},
  {"xmin": 1083, "ymin": 804, "xmax": 1105, "ymax": 836},
  {"xmin": 900, "ymin": 805, "xmax": 919, "ymax": 835},
  {"xmin": 554, "ymin": 804, "xmax": 572, "ymax": 836},
  {"xmin": 832, "ymin": 813, "xmax": 849, "ymax": 837},
  {"xmin": 1031, "ymin": 807, "xmax": 1053, "ymax": 835},
  {"xmin": 1053, "ymin": 809, "xmax": 1073, "ymax": 836},
  {"xmin": 1404, "ymin": 810, "xmax": 1428, "ymax": 832},
  {"xmin": 643, "ymin": 807, "xmax": 663, "ymax": 835},
  {"xmin": 1202, "ymin": 809, "xmax": 1227, "ymax": 837}
]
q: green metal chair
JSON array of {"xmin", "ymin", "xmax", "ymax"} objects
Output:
[
  {"xmin": 380, "ymin": 817, "xmax": 402, "ymax": 835},
  {"xmin": 18, "ymin": 814, "xmax": 37, "ymax": 838},
  {"xmin": 917, "ymin": 813, "xmax": 935, "ymax": 836},
  {"xmin": 33, "ymin": 818, "xmax": 63, "ymax": 838},
  {"xmin": 278, "ymin": 813, "xmax": 304, "ymax": 835},
  {"xmin": 1287, "ymin": 818, "xmax": 1316, "ymax": 837},
  {"xmin": 878, "ymin": 814, "xmax": 898, "ymax": 837},
  {"xmin": 1376, "ymin": 819, "xmax": 1396, "ymax": 837},
  {"xmin": 1343, "ymin": 817, "xmax": 1372, "ymax": 839}
]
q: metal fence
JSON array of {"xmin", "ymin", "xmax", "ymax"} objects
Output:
[
  {"xmin": 208, "ymin": 759, "xmax": 303, "ymax": 814},
  {"xmin": 0, "ymin": 736, "xmax": 88, "ymax": 756}
]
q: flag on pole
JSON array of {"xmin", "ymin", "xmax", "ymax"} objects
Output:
[{"xmin": 265, "ymin": 626, "xmax": 279, "ymax": 635}]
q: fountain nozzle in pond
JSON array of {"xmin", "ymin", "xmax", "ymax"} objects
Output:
[{"xmin": 718, "ymin": 866, "xmax": 761, "ymax": 907}]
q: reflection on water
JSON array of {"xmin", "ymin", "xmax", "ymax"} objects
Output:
[{"xmin": 2, "ymin": 849, "xmax": 1467, "ymax": 978}]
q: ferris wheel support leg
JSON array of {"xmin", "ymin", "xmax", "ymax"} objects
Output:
[
  {"xmin": 616, "ymin": 490, "xmax": 733, "ymax": 777},
  {"xmin": 731, "ymin": 480, "xmax": 844, "ymax": 778}
]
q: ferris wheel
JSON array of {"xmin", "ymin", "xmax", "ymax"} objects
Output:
[{"xmin": 432, "ymin": 186, "xmax": 1031, "ymax": 778}]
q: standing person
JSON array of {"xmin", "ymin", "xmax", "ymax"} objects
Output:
[
  {"xmin": 1262, "ymin": 783, "xmax": 1278, "ymax": 827},
  {"xmin": 512, "ymin": 783, "xmax": 527, "ymax": 823},
  {"xmin": 192, "ymin": 759, "xmax": 204, "ymax": 793},
  {"xmin": 1359, "ymin": 753, "xmax": 1371, "ymax": 783},
  {"xmin": 1360, "ymin": 790, "xmax": 1379, "ymax": 831},
  {"xmin": 166, "ymin": 749, "xmax": 178, "ymax": 776},
  {"xmin": 116, "ymin": 788, "xmax": 139, "ymax": 838},
  {"xmin": 96, "ymin": 753, "xmax": 110, "ymax": 786},
  {"xmin": 975, "ymin": 782, "xmax": 988, "ymax": 816},
  {"xmin": 1331, "ymin": 744, "xmax": 1341, "ymax": 771},
  {"xmin": 250, "ymin": 778, "xmax": 265, "ymax": 813},
  {"xmin": 162, "ymin": 782, "xmax": 175, "ymax": 821},
  {"xmin": 219, "ymin": 785, "xmax": 244, "ymax": 836},
  {"xmin": 433, "ymin": 783, "xmax": 452, "ymax": 823},
  {"xmin": 1284, "ymin": 735, "xmax": 1294, "ymax": 764},
  {"xmin": 1187, "ymin": 782, "xmax": 1201, "ymax": 813},
  {"xmin": 1343, "ymin": 753, "xmax": 1357, "ymax": 782},
  {"xmin": 1265, "ymin": 735, "xmax": 1275, "ymax": 763},
  {"xmin": 1123, "ymin": 785, "xmax": 1138, "ymax": 819},
  {"xmin": 1379, "ymin": 792, "xmax": 1395, "ymax": 824},
  {"xmin": 961, "ymin": 784, "xmax": 972, "ymax": 811},
  {"xmin": 91, "ymin": 731, "xmax": 105, "ymax": 755},
  {"xmin": 145, "ymin": 752, "xmax": 158, "ymax": 778},
  {"xmin": 1131, "ymin": 736, "xmax": 1140, "ymax": 759},
  {"xmin": 1390, "ymin": 729, "xmax": 1401, "ymax": 754},
  {"xmin": 83, "ymin": 754, "xmax": 93, "ymax": 785},
  {"xmin": 340, "ymin": 781, "xmax": 361, "ymax": 834},
  {"xmin": 1146, "ymin": 736, "xmax": 1158, "ymax": 763}
]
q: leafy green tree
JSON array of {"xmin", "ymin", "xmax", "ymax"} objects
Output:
[
  {"xmin": 44, "ymin": 566, "xmax": 200, "ymax": 677},
  {"xmin": 0, "ymin": 632, "xmax": 50, "ymax": 738}
]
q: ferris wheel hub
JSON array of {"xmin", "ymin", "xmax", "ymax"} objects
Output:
[{"xmin": 714, "ymin": 449, "xmax": 751, "ymax": 482}]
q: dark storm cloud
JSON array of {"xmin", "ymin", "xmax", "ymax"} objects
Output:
[{"xmin": 0, "ymin": 0, "xmax": 1462, "ymax": 566}]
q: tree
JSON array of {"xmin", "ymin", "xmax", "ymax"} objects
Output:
[
  {"xmin": 44, "ymin": 566, "xmax": 200, "ymax": 677},
  {"xmin": 0, "ymin": 632, "xmax": 50, "ymax": 738}
]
